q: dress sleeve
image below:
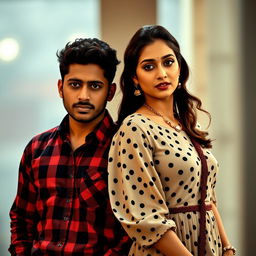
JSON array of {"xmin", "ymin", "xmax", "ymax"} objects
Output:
[
  {"xmin": 208, "ymin": 152, "xmax": 219, "ymax": 206},
  {"xmin": 211, "ymin": 172, "xmax": 218, "ymax": 205},
  {"xmin": 211, "ymin": 189, "xmax": 217, "ymax": 205},
  {"xmin": 108, "ymin": 120, "xmax": 176, "ymax": 248}
]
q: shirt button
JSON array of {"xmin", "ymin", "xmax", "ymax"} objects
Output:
[
  {"xmin": 66, "ymin": 199, "xmax": 71, "ymax": 203},
  {"xmin": 57, "ymin": 242, "xmax": 63, "ymax": 247},
  {"xmin": 64, "ymin": 216, "xmax": 69, "ymax": 221}
]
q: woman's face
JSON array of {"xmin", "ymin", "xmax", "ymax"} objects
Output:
[{"xmin": 133, "ymin": 39, "xmax": 180, "ymax": 104}]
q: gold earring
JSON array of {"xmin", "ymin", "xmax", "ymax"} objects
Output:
[{"xmin": 134, "ymin": 85, "xmax": 141, "ymax": 96}]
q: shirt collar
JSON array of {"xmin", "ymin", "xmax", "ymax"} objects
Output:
[
  {"xmin": 57, "ymin": 110, "xmax": 116, "ymax": 146},
  {"xmin": 92, "ymin": 109, "xmax": 116, "ymax": 145}
]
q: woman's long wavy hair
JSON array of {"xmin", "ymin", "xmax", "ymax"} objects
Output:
[{"xmin": 118, "ymin": 25, "xmax": 212, "ymax": 148}]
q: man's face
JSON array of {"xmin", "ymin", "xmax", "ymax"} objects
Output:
[{"xmin": 58, "ymin": 63, "xmax": 115, "ymax": 124}]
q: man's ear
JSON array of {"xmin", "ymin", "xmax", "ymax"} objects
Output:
[
  {"xmin": 57, "ymin": 79, "xmax": 63, "ymax": 98},
  {"xmin": 107, "ymin": 83, "xmax": 116, "ymax": 101}
]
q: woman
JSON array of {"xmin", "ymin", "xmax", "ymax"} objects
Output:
[{"xmin": 108, "ymin": 25, "xmax": 236, "ymax": 256}]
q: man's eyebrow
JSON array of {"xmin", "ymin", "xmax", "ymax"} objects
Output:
[
  {"xmin": 67, "ymin": 78, "xmax": 83, "ymax": 82},
  {"xmin": 139, "ymin": 54, "xmax": 175, "ymax": 64},
  {"xmin": 87, "ymin": 80, "xmax": 104, "ymax": 85},
  {"xmin": 67, "ymin": 78, "xmax": 104, "ymax": 85}
]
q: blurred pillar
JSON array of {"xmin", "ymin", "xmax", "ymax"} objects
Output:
[
  {"xmin": 241, "ymin": 1, "xmax": 256, "ymax": 255},
  {"xmin": 193, "ymin": 0, "xmax": 243, "ymax": 254},
  {"xmin": 192, "ymin": 0, "xmax": 209, "ymax": 126},
  {"xmin": 100, "ymin": 0, "xmax": 156, "ymax": 120}
]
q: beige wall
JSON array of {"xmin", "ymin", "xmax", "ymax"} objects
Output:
[{"xmin": 101, "ymin": 0, "xmax": 156, "ymax": 121}]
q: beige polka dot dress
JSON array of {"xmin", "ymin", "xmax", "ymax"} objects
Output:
[{"xmin": 108, "ymin": 114, "xmax": 222, "ymax": 256}]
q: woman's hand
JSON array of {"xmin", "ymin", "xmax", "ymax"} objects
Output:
[
  {"xmin": 223, "ymin": 249, "xmax": 235, "ymax": 256},
  {"xmin": 154, "ymin": 229, "xmax": 193, "ymax": 256}
]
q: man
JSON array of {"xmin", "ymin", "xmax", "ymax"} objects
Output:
[{"xmin": 9, "ymin": 38, "xmax": 131, "ymax": 255}]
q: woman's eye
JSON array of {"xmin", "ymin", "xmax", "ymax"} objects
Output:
[
  {"xmin": 143, "ymin": 64, "xmax": 154, "ymax": 71},
  {"xmin": 164, "ymin": 59, "xmax": 174, "ymax": 66}
]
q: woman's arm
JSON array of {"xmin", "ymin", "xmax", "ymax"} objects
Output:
[
  {"xmin": 154, "ymin": 229, "xmax": 192, "ymax": 256},
  {"xmin": 108, "ymin": 121, "xmax": 190, "ymax": 254},
  {"xmin": 211, "ymin": 202, "xmax": 235, "ymax": 255}
]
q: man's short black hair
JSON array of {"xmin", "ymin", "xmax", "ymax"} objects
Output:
[{"xmin": 57, "ymin": 38, "xmax": 119, "ymax": 84}]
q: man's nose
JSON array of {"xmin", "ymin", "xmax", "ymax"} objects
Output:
[{"xmin": 78, "ymin": 86, "xmax": 90, "ymax": 101}]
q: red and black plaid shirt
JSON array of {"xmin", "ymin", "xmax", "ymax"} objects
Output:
[{"xmin": 9, "ymin": 111, "xmax": 131, "ymax": 256}]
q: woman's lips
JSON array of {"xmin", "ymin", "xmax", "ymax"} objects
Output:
[{"xmin": 155, "ymin": 82, "xmax": 170, "ymax": 90}]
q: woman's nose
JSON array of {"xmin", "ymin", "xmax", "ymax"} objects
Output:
[{"xmin": 157, "ymin": 66, "xmax": 167, "ymax": 79}]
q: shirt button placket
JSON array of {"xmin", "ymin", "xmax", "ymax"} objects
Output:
[
  {"xmin": 57, "ymin": 242, "xmax": 63, "ymax": 247},
  {"xmin": 63, "ymin": 216, "xmax": 69, "ymax": 221}
]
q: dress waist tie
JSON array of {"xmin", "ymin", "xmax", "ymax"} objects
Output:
[
  {"xmin": 169, "ymin": 204, "xmax": 212, "ymax": 213},
  {"xmin": 169, "ymin": 138, "xmax": 210, "ymax": 256}
]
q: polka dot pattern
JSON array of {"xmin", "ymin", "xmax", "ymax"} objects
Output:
[{"xmin": 108, "ymin": 114, "xmax": 221, "ymax": 255}]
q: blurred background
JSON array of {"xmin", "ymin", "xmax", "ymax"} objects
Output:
[{"xmin": 1, "ymin": 0, "xmax": 255, "ymax": 255}]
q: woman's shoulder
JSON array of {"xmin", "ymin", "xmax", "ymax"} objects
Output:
[
  {"xmin": 114, "ymin": 113, "xmax": 154, "ymax": 144},
  {"xmin": 121, "ymin": 113, "xmax": 152, "ymax": 129}
]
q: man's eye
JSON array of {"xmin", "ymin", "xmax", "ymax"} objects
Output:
[
  {"xmin": 90, "ymin": 83, "xmax": 101, "ymax": 89},
  {"xmin": 70, "ymin": 82, "xmax": 80, "ymax": 88},
  {"xmin": 143, "ymin": 64, "xmax": 154, "ymax": 71},
  {"xmin": 164, "ymin": 59, "xmax": 174, "ymax": 66}
]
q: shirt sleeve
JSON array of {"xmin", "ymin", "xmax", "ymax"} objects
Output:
[
  {"xmin": 9, "ymin": 140, "xmax": 39, "ymax": 256},
  {"xmin": 104, "ymin": 221, "xmax": 132, "ymax": 256},
  {"xmin": 108, "ymin": 120, "xmax": 176, "ymax": 248}
]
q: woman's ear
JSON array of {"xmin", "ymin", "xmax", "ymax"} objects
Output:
[
  {"xmin": 132, "ymin": 75, "xmax": 138, "ymax": 85},
  {"xmin": 57, "ymin": 79, "xmax": 63, "ymax": 98}
]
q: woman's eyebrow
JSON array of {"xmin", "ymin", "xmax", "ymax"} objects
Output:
[{"xmin": 139, "ymin": 54, "xmax": 175, "ymax": 64}]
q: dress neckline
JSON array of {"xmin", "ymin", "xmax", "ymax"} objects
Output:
[{"xmin": 130, "ymin": 112, "xmax": 185, "ymax": 134}]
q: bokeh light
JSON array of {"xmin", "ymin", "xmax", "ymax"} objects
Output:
[{"xmin": 0, "ymin": 38, "xmax": 20, "ymax": 61}]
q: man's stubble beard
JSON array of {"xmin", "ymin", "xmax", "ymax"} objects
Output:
[{"xmin": 62, "ymin": 96, "xmax": 108, "ymax": 124}]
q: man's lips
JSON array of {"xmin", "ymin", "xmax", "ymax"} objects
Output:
[{"xmin": 73, "ymin": 103, "xmax": 95, "ymax": 110}]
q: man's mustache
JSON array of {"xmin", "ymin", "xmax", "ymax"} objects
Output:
[{"xmin": 73, "ymin": 101, "xmax": 95, "ymax": 109}]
